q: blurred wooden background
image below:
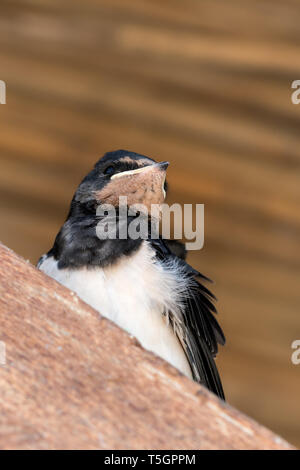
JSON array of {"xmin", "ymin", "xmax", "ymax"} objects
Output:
[{"xmin": 0, "ymin": 0, "xmax": 299, "ymax": 447}]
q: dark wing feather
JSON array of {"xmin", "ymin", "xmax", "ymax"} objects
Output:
[
  {"xmin": 164, "ymin": 239, "xmax": 187, "ymax": 260},
  {"xmin": 149, "ymin": 238, "xmax": 225, "ymax": 400}
]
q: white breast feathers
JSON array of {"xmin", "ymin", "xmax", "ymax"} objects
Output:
[{"xmin": 38, "ymin": 242, "xmax": 192, "ymax": 378}]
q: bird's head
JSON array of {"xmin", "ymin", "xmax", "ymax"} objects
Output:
[{"xmin": 71, "ymin": 150, "xmax": 169, "ymax": 217}]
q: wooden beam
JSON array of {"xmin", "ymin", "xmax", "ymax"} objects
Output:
[{"xmin": 0, "ymin": 243, "xmax": 294, "ymax": 449}]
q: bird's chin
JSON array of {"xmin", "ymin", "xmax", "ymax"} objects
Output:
[{"xmin": 95, "ymin": 162, "xmax": 168, "ymax": 215}]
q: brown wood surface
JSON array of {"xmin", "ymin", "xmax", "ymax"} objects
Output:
[
  {"xmin": 0, "ymin": 0, "xmax": 300, "ymax": 447},
  {"xmin": 0, "ymin": 242, "xmax": 294, "ymax": 450}
]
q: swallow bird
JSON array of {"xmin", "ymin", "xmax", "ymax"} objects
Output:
[{"xmin": 38, "ymin": 150, "xmax": 225, "ymax": 399}]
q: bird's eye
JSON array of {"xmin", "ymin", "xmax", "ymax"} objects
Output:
[
  {"xmin": 104, "ymin": 165, "xmax": 115, "ymax": 176},
  {"xmin": 85, "ymin": 200, "xmax": 97, "ymax": 213}
]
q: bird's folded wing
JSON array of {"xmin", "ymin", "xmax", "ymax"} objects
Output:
[{"xmin": 149, "ymin": 238, "xmax": 225, "ymax": 400}]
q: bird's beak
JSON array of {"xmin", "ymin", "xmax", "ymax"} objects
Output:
[
  {"xmin": 96, "ymin": 161, "xmax": 169, "ymax": 210},
  {"xmin": 111, "ymin": 161, "xmax": 169, "ymax": 181}
]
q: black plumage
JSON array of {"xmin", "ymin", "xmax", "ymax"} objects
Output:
[{"xmin": 150, "ymin": 238, "xmax": 225, "ymax": 400}]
